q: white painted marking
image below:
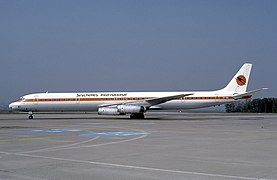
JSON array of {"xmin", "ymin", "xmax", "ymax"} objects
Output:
[
  {"xmin": 0, "ymin": 151, "xmax": 272, "ymax": 180},
  {"xmin": 19, "ymin": 127, "xmax": 149, "ymax": 153},
  {"xmin": 29, "ymin": 129, "xmax": 81, "ymax": 133},
  {"xmin": 80, "ymin": 131, "xmax": 152, "ymax": 137},
  {"xmin": 31, "ymin": 134, "xmax": 148, "ymax": 152},
  {"xmin": 21, "ymin": 136, "xmax": 100, "ymax": 153}
]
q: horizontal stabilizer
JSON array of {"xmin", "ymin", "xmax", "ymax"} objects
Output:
[{"xmin": 233, "ymin": 88, "xmax": 268, "ymax": 100}]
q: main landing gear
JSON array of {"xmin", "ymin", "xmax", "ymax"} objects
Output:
[
  {"xmin": 130, "ymin": 113, "xmax": 145, "ymax": 119},
  {"xmin": 28, "ymin": 111, "xmax": 33, "ymax": 119}
]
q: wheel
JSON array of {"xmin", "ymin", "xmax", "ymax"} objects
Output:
[
  {"xmin": 130, "ymin": 113, "xmax": 145, "ymax": 119},
  {"xmin": 28, "ymin": 111, "xmax": 33, "ymax": 119}
]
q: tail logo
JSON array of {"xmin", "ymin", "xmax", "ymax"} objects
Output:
[{"xmin": 236, "ymin": 75, "xmax": 247, "ymax": 86}]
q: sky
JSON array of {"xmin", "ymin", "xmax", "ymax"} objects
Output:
[{"xmin": 0, "ymin": 0, "xmax": 276, "ymax": 103}]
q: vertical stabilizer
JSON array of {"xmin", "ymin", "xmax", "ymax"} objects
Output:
[{"xmin": 222, "ymin": 63, "xmax": 252, "ymax": 92}]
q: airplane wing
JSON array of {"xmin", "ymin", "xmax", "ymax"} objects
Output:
[
  {"xmin": 99, "ymin": 93, "xmax": 193, "ymax": 108},
  {"xmin": 145, "ymin": 93, "xmax": 193, "ymax": 106},
  {"xmin": 233, "ymin": 88, "xmax": 268, "ymax": 100}
]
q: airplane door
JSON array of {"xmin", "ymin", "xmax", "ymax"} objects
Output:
[
  {"xmin": 214, "ymin": 93, "xmax": 219, "ymax": 104},
  {"xmin": 33, "ymin": 95, "xmax": 38, "ymax": 105},
  {"xmin": 76, "ymin": 98, "xmax": 80, "ymax": 104},
  {"xmin": 180, "ymin": 97, "xmax": 185, "ymax": 110}
]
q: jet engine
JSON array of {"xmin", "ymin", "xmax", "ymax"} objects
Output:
[
  {"xmin": 98, "ymin": 107, "xmax": 120, "ymax": 115},
  {"xmin": 117, "ymin": 105, "xmax": 146, "ymax": 114},
  {"xmin": 98, "ymin": 105, "xmax": 146, "ymax": 115}
]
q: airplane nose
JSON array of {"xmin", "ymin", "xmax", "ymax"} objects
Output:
[
  {"xmin": 9, "ymin": 102, "xmax": 24, "ymax": 111},
  {"xmin": 9, "ymin": 102, "xmax": 19, "ymax": 110},
  {"xmin": 9, "ymin": 103, "xmax": 14, "ymax": 109}
]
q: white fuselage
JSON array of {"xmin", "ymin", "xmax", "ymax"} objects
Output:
[
  {"xmin": 9, "ymin": 90, "xmax": 236, "ymax": 112},
  {"xmin": 9, "ymin": 63, "xmax": 265, "ymax": 119}
]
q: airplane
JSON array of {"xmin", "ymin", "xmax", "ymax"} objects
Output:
[{"xmin": 9, "ymin": 63, "xmax": 267, "ymax": 119}]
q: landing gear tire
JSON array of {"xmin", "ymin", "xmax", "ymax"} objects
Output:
[
  {"xmin": 130, "ymin": 113, "xmax": 145, "ymax": 119},
  {"xmin": 28, "ymin": 111, "xmax": 33, "ymax": 119}
]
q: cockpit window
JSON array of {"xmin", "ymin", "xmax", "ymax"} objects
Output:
[{"xmin": 19, "ymin": 97, "xmax": 25, "ymax": 101}]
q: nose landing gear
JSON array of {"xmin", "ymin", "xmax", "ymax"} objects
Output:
[{"xmin": 28, "ymin": 111, "xmax": 33, "ymax": 119}]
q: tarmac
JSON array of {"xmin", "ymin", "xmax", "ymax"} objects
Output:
[{"xmin": 0, "ymin": 112, "xmax": 277, "ymax": 180}]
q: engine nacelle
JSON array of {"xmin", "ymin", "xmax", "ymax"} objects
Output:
[
  {"xmin": 117, "ymin": 105, "xmax": 146, "ymax": 114},
  {"xmin": 98, "ymin": 107, "xmax": 120, "ymax": 115},
  {"xmin": 98, "ymin": 105, "xmax": 146, "ymax": 115}
]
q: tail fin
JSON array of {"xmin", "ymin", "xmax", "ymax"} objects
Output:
[{"xmin": 222, "ymin": 63, "xmax": 252, "ymax": 93}]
